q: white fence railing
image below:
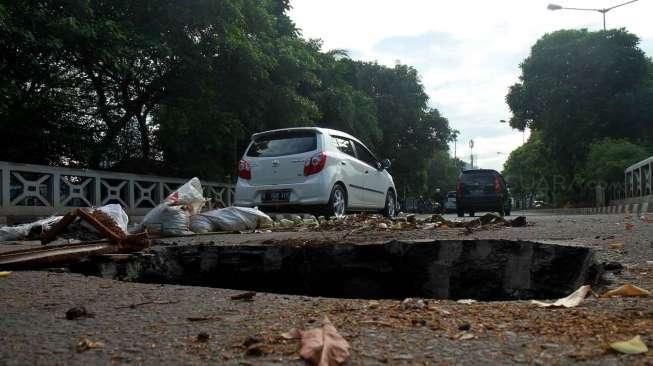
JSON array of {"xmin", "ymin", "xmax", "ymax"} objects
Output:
[
  {"xmin": 625, "ymin": 156, "xmax": 653, "ymax": 198},
  {"xmin": 0, "ymin": 161, "xmax": 234, "ymax": 217}
]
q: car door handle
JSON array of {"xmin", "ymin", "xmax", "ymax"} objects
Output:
[{"xmin": 365, "ymin": 170, "xmax": 369, "ymax": 174}]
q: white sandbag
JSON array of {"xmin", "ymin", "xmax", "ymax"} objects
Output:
[
  {"xmin": 190, "ymin": 207, "xmax": 273, "ymax": 232},
  {"xmin": 98, "ymin": 204, "xmax": 129, "ymax": 232},
  {"xmin": 164, "ymin": 177, "xmax": 205, "ymax": 215},
  {"xmin": 140, "ymin": 203, "xmax": 192, "ymax": 236},
  {"xmin": 189, "ymin": 214, "xmax": 213, "ymax": 234},
  {"xmin": 80, "ymin": 204, "xmax": 129, "ymax": 234},
  {"xmin": 0, "ymin": 216, "xmax": 62, "ymax": 242}
]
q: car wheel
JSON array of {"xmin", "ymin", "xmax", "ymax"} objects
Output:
[
  {"xmin": 326, "ymin": 184, "xmax": 347, "ymax": 218},
  {"xmin": 498, "ymin": 207, "xmax": 505, "ymax": 217},
  {"xmin": 505, "ymin": 208, "xmax": 511, "ymax": 216},
  {"xmin": 457, "ymin": 210, "xmax": 464, "ymax": 217},
  {"xmin": 382, "ymin": 190, "xmax": 396, "ymax": 218},
  {"xmin": 469, "ymin": 211, "xmax": 475, "ymax": 217}
]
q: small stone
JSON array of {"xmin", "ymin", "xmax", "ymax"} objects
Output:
[
  {"xmin": 245, "ymin": 343, "xmax": 267, "ymax": 356},
  {"xmin": 541, "ymin": 343, "xmax": 560, "ymax": 350},
  {"xmin": 377, "ymin": 223, "xmax": 388, "ymax": 229},
  {"xmin": 66, "ymin": 306, "xmax": 91, "ymax": 320},
  {"xmin": 243, "ymin": 336, "xmax": 262, "ymax": 348},
  {"xmin": 401, "ymin": 298, "xmax": 425, "ymax": 309},
  {"xmin": 196, "ymin": 332, "xmax": 210, "ymax": 342}
]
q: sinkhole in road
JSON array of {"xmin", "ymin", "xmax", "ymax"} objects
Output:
[{"xmin": 75, "ymin": 239, "xmax": 598, "ymax": 301}]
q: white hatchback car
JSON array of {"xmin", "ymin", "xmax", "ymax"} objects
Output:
[{"xmin": 234, "ymin": 127, "xmax": 397, "ymax": 217}]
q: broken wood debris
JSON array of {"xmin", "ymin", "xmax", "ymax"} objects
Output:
[{"xmin": 0, "ymin": 207, "xmax": 150, "ymax": 270}]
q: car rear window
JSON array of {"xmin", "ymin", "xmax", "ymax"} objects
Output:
[
  {"xmin": 246, "ymin": 131, "xmax": 317, "ymax": 157},
  {"xmin": 460, "ymin": 171, "xmax": 495, "ymax": 184}
]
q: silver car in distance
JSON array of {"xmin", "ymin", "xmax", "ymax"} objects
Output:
[{"xmin": 234, "ymin": 127, "xmax": 397, "ymax": 217}]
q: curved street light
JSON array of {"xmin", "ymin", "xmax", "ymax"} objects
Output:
[
  {"xmin": 547, "ymin": 0, "xmax": 640, "ymax": 30},
  {"xmin": 500, "ymin": 119, "xmax": 526, "ymax": 144}
]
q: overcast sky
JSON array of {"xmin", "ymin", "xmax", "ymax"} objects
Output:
[{"xmin": 288, "ymin": 0, "xmax": 653, "ymax": 171}]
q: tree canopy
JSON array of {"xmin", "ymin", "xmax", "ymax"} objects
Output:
[
  {"xmin": 504, "ymin": 28, "xmax": 653, "ymax": 205},
  {"xmin": 0, "ymin": 0, "xmax": 454, "ymax": 194}
]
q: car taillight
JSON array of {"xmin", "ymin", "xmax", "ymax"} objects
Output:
[
  {"xmin": 494, "ymin": 176, "xmax": 501, "ymax": 193},
  {"xmin": 304, "ymin": 152, "xmax": 327, "ymax": 176},
  {"xmin": 238, "ymin": 159, "xmax": 251, "ymax": 180}
]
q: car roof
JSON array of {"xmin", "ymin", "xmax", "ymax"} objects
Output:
[
  {"xmin": 461, "ymin": 169, "xmax": 500, "ymax": 175},
  {"xmin": 251, "ymin": 127, "xmax": 363, "ymax": 145}
]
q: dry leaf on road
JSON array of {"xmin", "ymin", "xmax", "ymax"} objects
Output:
[
  {"xmin": 456, "ymin": 332, "xmax": 475, "ymax": 340},
  {"xmin": 608, "ymin": 242, "xmax": 624, "ymax": 250},
  {"xmin": 76, "ymin": 338, "xmax": 104, "ymax": 352},
  {"xmin": 300, "ymin": 316, "xmax": 350, "ymax": 366},
  {"xmin": 281, "ymin": 328, "xmax": 301, "ymax": 340},
  {"xmin": 610, "ymin": 335, "xmax": 648, "ymax": 354},
  {"xmin": 531, "ymin": 285, "xmax": 591, "ymax": 308},
  {"xmin": 601, "ymin": 284, "xmax": 651, "ymax": 298},
  {"xmin": 0, "ymin": 271, "xmax": 11, "ymax": 277}
]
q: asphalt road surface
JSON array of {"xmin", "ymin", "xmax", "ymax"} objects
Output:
[{"xmin": 1, "ymin": 212, "xmax": 651, "ymax": 365}]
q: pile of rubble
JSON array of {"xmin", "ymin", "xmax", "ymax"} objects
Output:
[
  {"xmin": 266, "ymin": 212, "xmax": 528, "ymax": 234},
  {"xmin": 0, "ymin": 176, "xmax": 528, "ymax": 269}
]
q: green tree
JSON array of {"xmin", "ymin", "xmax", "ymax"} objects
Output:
[
  {"xmin": 506, "ymin": 28, "xmax": 653, "ymax": 203},
  {"xmin": 336, "ymin": 61, "xmax": 453, "ymax": 192},
  {"xmin": 0, "ymin": 0, "xmax": 454, "ymax": 187},
  {"xmin": 583, "ymin": 138, "xmax": 650, "ymax": 184},
  {"xmin": 502, "ymin": 131, "xmax": 556, "ymax": 205},
  {"xmin": 425, "ymin": 150, "xmax": 460, "ymax": 195}
]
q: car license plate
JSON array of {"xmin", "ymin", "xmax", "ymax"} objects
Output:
[{"xmin": 262, "ymin": 190, "xmax": 290, "ymax": 203}]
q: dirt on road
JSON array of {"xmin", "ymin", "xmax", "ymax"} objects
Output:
[{"xmin": 1, "ymin": 213, "xmax": 652, "ymax": 365}]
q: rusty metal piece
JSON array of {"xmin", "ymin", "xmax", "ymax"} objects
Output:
[
  {"xmin": 76, "ymin": 209, "xmax": 125, "ymax": 242},
  {"xmin": 119, "ymin": 232, "xmax": 150, "ymax": 252}
]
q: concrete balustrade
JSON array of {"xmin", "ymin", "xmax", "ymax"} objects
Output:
[{"xmin": 0, "ymin": 161, "xmax": 234, "ymax": 220}]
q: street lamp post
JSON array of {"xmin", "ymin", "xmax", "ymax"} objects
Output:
[
  {"xmin": 547, "ymin": 0, "xmax": 640, "ymax": 31},
  {"xmin": 469, "ymin": 139, "xmax": 474, "ymax": 169}
]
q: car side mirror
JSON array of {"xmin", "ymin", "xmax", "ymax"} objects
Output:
[{"xmin": 380, "ymin": 158, "xmax": 391, "ymax": 170}]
